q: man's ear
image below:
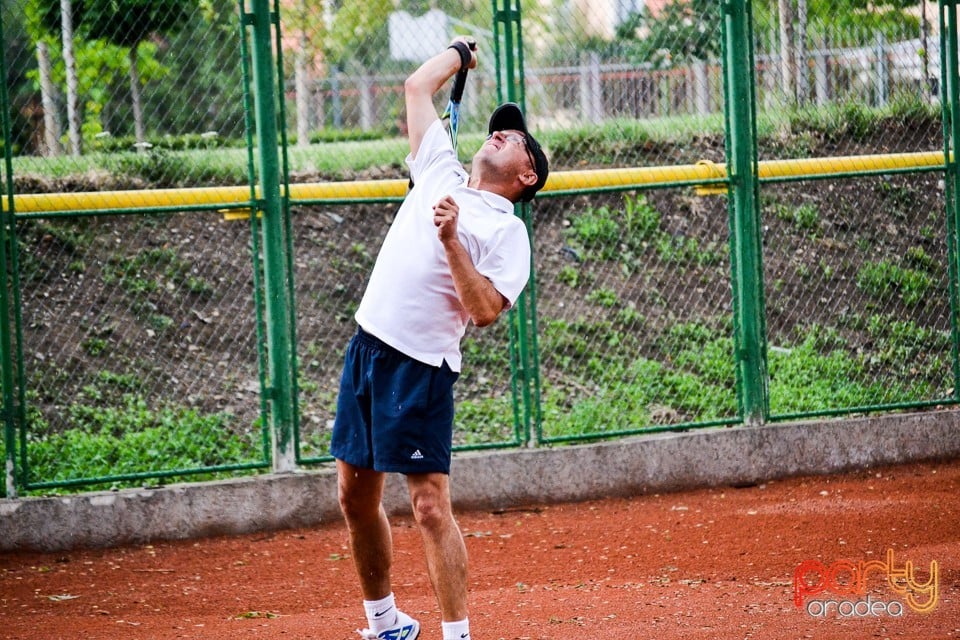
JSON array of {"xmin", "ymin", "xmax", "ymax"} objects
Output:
[{"xmin": 518, "ymin": 168, "xmax": 538, "ymax": 189}]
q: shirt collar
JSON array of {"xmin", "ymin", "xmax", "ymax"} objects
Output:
[{"xmin": 462, "ymin": 185, "xmax": 515, "ymax": 214}]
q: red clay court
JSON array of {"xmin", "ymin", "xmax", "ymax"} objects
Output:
[{"xmin": 2, "ymin": 457, "xmax": 957, "ymax": 639}]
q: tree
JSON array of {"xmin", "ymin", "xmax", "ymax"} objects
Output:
[
  {"xmin": 324, "ymin": 0, "xmax": 392, "ymax": 74},
  {"xmin": 24, "ymin": 0, "xmax": 71, "ymax": 155},
  {"xmin": 317, "ymin": 0, "xmax": 496, "ymax": 130},
  {"xmin": 322, "ymin": 0, "xmax": 413, "ymax": 132},
  {"xmin": 148, "ymin": 0, "xmax": 245, "ymax": 139},
  {"xmin": 82, "ymin": 0, "xmax": 191, "ymax": 145},
  {"xmin": 758, "ymin": 0, "xmax": 920, "ymax": 105},
  {"xmin": 280, "ymin": 0, "xmax": 331, "ymax": 147},
  {"xmin": 1, "ymin": 6, "xmax": 42, "ymax": 156},
  {"xmin": 616, "ymin": 0, "xmax": 722, "ymax": 67},
  {"xmin": 778, "ymin": 0, "xmax": 794, "ymax": 102}
]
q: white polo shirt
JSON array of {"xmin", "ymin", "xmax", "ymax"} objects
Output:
[{"xmin": 354, "ymin": 119, "xmax": 531, "ymax": 372}]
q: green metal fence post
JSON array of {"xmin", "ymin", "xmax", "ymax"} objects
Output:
[
  {"xmin": 238, "ymin": 3, "xmax": 273, "ymax": 465},
  {"xmin": 0, "ymin": 7, "xmax": 16, "ymax": 497},
  {"xmin": 492, "ymin": 0, "xmax": 541, "ymax": 446},
  {"xmin": 722, "ymin": 0, "xmax": 769, "ymax": 424},
  {"xmin": 245, "ymin": 0, "xmax": 297, "ymax": 471},
  {"xmin": 940, "ymin": 0, "xmax": 960, "ymax": 400}
]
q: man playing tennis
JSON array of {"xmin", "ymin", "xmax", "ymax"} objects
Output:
[{"xmin": 330, "ymin": 36, "xmax": 548, "ymax": 640}]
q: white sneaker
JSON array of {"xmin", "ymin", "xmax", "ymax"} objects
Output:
[{"xmin": 357, "ymin": 610, "xmax": 420, "ymax": 640}]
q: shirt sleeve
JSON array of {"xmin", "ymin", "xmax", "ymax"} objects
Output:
[
  {"xmin": 406, "ymin": 120, "xmax": 457, "ymax": 185},
  {"xmin": 474, "ymin": 218, "xmax": 531, "ymax": 309}
]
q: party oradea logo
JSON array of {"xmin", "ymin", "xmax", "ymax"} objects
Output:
[{"xmin": 793, "ymin": 549, "xmax": 938, "ymax": 618}]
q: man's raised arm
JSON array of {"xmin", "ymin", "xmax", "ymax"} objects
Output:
[{"xmin": 403, "ymin": 37, "xmax": 477, "ymax": 158}]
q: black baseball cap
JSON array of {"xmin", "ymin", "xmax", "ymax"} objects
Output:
[{"xmin": 488, "ymin": 102, "xmax": 549, "ymax": 202}]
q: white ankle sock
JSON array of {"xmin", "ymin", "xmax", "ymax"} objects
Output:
[
  {"xmin": 442, "ymin": 618, "xmax": 470, "ymax": 640},
  {"xmin": 363, "ymin": 593, "xmax": 397, "ymax": 632}
]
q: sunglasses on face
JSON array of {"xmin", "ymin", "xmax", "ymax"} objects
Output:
[{"xmin": 487, "ymin": 132, "xmax": 536, "ymax": 171}]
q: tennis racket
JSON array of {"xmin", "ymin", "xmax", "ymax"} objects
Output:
[{"xmin": 441, "ymin": 38, "xmax": 476, "ymax": 153}]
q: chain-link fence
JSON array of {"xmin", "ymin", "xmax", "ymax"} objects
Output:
[
  {"xmin": 750, "ymin": 3, "xmax": 953, "ymax": 417},
  {"xmin": 1, "ymin": 1, "xmax": 958, "ymax": 495},
  {"xmin": 2, "ymin": 0, "xmax": 266, "ymax": 493},
  {"xmin": 14, "ymin": 211, "xmax": 269, "ymax": 489}
]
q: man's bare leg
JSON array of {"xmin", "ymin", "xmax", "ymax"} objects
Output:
[
  {"xmin": 406, "ymin": 472, "xmax": 469, "ymax": 622},
  {"xmin": 337, "ymin": 460, "xmax": 392, "ymax": 600}
]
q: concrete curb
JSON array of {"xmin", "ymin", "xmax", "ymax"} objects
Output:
[{"xmin": 2, "ymin": 410, "xmax": 958, "ymax": 552}]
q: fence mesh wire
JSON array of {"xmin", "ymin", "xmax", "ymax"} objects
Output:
[
  {"xmin": 533, "ymin": 189, "xmax": 738, "ymax": 440},
  {"xmin": 750, "ymin": 4, "xmax": 951, "ymax": 416},
  {"xmin": 5, "ymin": 1, "xmax": 248, "ymax": 187},
  {"xmin": 1, "ymin": 1, "xmax": 956, "ymax": 492},
  {"xmin": 762, "ymin": 174, "xmax": 953, "ymax": 417},
  {"xmin": 15, "ymin": 212, "xmax": 267, "ymax": 487}
]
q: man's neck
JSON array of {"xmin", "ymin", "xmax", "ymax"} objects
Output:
[{"xmin": 468, "ymin": 174, "xmax": 513, "ymax": 201}]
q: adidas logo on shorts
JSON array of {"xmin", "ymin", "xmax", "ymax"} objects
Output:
[{"xmin": 410, "ymin": 449, "xmax": 424, "ymax": 460}]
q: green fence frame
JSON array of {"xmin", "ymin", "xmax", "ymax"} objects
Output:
[
  {"xmin": 943, "ymin": 0, "xmax": 960, "ymax": 410},
  {"xmin": 2, "ymin": 1, "xmax": 959, "ymax": 495},
  {"xmin": 723, "ymin": 0, "xmax": 767, "ymax": 424},
  {"xmin": 0, "ymin": 6, "xmax": 21, "ymax": 498}
]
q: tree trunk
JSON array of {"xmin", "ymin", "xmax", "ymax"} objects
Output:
[
  {"xmin": 921, "ymin": 0, "xmax": 934, "ymax": 98},
  {"xmin": 796, "ymin": 0, "xmax": 808, "ymax": 104},
  {"xmin": 778, "ymin": 0, "xmax": 796, "ymax": 104},
  {"xmin": 295, "ymin": 30, "xmax": 310, "ymax": 148},
  {"xmin": 129, "ymin": 43, "xmax": 146, "ymax": 146},
  {"xmin": 35, "ymin": 39, "xmax": 62, "ymax": 157},
  {"xmin": 60, "ymin": 0, "xmax": 82, "ymax": 155},
  {"xmin": 359, "ymin": 74, "xmax": 374, "ymax": 132}
]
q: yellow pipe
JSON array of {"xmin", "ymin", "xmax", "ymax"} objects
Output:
[
  {"xmin": 2, "ymin": 151, "xmax": 946, "ymax": 215},
  {"xmin": 756, "ymin": 150, "xmax": 944, "ymax": 179},
  {"xmin": 542, "ymin": 161, "xmax": 726, "ymax": 191},
  {"xmin": 6, "ymin": 185, "xmax": 254, "ymax": 213},
  {"xmin": 288, "ymin": 179, "xmax": 408, "ymax": 201},
  {"xmin": 4, "ymin": 180, "xmax": 412, "ymax": 214}
]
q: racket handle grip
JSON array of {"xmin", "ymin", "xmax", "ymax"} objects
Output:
[
  {"xmin": 448, "ymin": 39, "xmax": 476, "ymax": 102},
  {"xmin": 450, "ymin": 68, "xmax": 469, "ymax": 103}
]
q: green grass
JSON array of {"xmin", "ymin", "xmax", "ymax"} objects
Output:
[
  {"xmin": 760, "ymin": 93, "xmax": 939, "ymax": 144},
  {"xmin": 546, "ymin": 114, "xmax": 727, "ymax": 166},
  {"xmin": 564, "ymin": 193, "xmax": 725, "ymax": 274},
  {"xmin": 778, "ymin": 202, "xmax": 821, "ymax": 232},
  {"xmin": 10, "ymin": 137, "xmax": 412, "ymax": 188},
  {"xmin": 5, "ymin": 282, "xmax": 953, "ymax": 493},
  {"xmin": 767, "ymin": 328, "xmax": 944, "ymax": 414},
  {"xmin": 102, "ymin": 247, "xmax": 213, "ymax": 299},
  {"xmin": 538, "ymin": 350, "xmax": 736, "ymax": 438},
  {"xmin": 455, "ymin": 396, "xmax": 519, "ymax": 445},
  {"xmin": 20, "ymin": 395, "xmax": 261, "ymax": 493},
  {"xmin": 482, "ymin": 316, "xmax": 951, "ymax": 441},
  {"xmin": 857, "ymin": 260, "xmax": 935, "ymax": 306}
]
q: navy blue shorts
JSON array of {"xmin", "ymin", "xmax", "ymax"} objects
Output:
[{"xmin": 331, "ymin": 327, "xmax": 460, "ymax": 474}]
